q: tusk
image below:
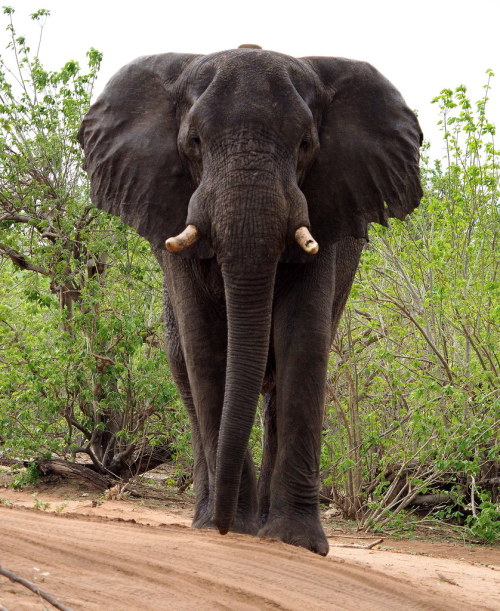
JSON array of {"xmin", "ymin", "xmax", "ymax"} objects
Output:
[
  {"xmin": 295, "ymin": 226, "xmax": 319, "ymax": 254},
  {"xmin": 165, "ymin": 225, "xmax": 199, "ymax": 252}
]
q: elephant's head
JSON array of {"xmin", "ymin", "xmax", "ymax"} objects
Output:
[{"xmin": 78, "ymin": 47, "xmax": 422, "ymax": 534}]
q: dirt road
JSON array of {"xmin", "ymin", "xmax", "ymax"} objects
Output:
[{"xmin": 0, "ymin": 488, "xmax": 498, "ymax": 610}]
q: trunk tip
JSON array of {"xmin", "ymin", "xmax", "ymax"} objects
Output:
[{"xmin": 213, "ymin": 511, "xmax": 232, "ymax": 535}]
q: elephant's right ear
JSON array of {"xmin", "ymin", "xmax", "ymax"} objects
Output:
[
  {"xmin": 78, "ymin": 53, "xmax": 203, "ymax": 252},
  {"xmin": 301, "ymin": 57, "xmax": 423, "ymax": 246}
]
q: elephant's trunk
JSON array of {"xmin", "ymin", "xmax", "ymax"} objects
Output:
[{"xmin": 213, "ymin": 262, "xmax": 277, "ymax": 534}]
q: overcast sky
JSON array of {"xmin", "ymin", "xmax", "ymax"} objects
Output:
[{"xmin": 4, "ymin": 0, "xmax": 500, "ymax": 159}]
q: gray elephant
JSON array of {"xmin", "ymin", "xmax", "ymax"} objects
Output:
[{"xmin": 78, "ymin": 46, "xmax": 422, "ymax": 555}]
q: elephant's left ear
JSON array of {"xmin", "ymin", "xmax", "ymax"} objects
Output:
[
  {"xmin": 78, "ymin": 53, "xmax": 210, "ymax": 255},
  {"xmin": 301, "ymin": 57, "xmax": 423, "ymax": 245}
]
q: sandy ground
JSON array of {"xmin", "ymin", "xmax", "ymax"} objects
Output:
[{"xmin": 0, "ymin": 481, "xmax": 498, "ymax": 610}]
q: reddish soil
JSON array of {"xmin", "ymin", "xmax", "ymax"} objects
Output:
[{"xmin": 0, "ymin": 477, "xmax": 498, "ymax": 610}]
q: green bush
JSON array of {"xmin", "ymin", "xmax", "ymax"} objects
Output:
[
  {"xmin": 0, "ymin": 7, "xmax": 190, "ymax": 479},
  {"xmin": 322, "ymin": 76, "xmax": 499, "ymax": 541}
]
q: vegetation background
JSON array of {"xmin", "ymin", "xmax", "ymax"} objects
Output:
[{"xmin": 1, "ymin": 9, "xmax": 498, "ymax": 542}]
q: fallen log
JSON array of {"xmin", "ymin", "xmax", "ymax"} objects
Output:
[
  {"xmin": 36, "ymin": 459, "xmax": 112, "ymax": 491},
  {"xmin": 410, "ymin": 494, "xmax": 450, "ymax": 506}
]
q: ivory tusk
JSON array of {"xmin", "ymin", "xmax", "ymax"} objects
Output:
[
  {"xmin": 165, "ymin": 225, "xmax": 200, "ymax": 252},
  {"xmin": 295, "ymin": 226, "xmax": 319, "ymax": 254}
]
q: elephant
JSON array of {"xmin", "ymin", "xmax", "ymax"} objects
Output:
[{"xmin": 78, "ymin": 45, "xmax": 422, "ymax": 556}]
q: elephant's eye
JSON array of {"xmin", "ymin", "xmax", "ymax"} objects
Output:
[
  {"xmin": 185, "ymin": 130, "xmax": 202, "ymax": 161},
  {"xmin": 300, "ymin": 138, "xmax": 310, "ymax": 150}
]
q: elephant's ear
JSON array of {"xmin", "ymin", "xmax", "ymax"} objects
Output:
[
  {"xmin": 301, "ymin": 57, "xmax": 423, "ymax": 245},
  {"xmin": 78, "ymin": 53, "xmax": 210, "ymax": 255}
]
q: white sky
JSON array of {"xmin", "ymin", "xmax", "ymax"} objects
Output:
[{"xmin": 4, "ymin": 0, "xmax": 500, "ymax": 159}]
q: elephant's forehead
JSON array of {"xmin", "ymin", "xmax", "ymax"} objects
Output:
[
  {"xmin": 183, "ymin": 50, "xmax": 318, "ymax": 125},
  {"xmin": 187, "ymin": 49, "xmax": 316, "ymax": 98},
  {"xmin": 207, "ymin": 48, "xmax": 299, "ymax": 72}
]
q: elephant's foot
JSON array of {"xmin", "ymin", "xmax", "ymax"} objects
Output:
[
  {"xmin": 192, "ymin": 504, "xmax": 259, "ymax": 536},
  {"xmin": 228, "ymin": 513, "xmax": 259, "ymax": 535},
  {"xmin": 258, "ymin": 511, "xmax": 329, "ymax": 556},
  {"xmin": 192, "ymin": 508, "xmax": 214, "ymax": 530}
]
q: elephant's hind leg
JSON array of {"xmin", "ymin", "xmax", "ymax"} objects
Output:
[{"xmin": 257, "ymin": 387, "xmax": 277, "ymax": 526}]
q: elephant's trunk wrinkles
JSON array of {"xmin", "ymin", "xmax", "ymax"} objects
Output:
[{"xmin": 214, "ymin": 264, "xmax": 276, "ymax": 534}]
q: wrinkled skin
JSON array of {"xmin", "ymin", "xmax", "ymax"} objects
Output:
[{"xmin": 79, "ymin": 47, "xmax": 422, "ymax": 555}]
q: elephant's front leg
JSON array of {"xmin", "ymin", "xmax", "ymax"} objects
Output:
[
  {"xmin": 162, "ymin": 290, "xmax": 210, "ymax": 524},
  {"xmin": 162, "ymin": 255, "xmax": 258, "ymax": 534},
  {"xmin": 258, "ymin": 245, "xmax": 337, "ymax": 556}
]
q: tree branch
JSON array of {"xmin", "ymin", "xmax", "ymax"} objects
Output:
[
  {"xmin": 0, "ymin": 243, "xmax": 51, "ymax": 276},
  {"xmin": 0, "ymin": 212, "xmax": 33, "ymax": 223},
  {"xmin": 375, "ymin": 292, "xmax": 454, "ymax": 384}
]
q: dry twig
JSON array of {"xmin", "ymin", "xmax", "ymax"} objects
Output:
[
  {"xmin": 330, "ymin": 538, "xmax": 384, "ymax": 550},
  {"xmin": 0, "ymin": 566, "xmax": 73, "ymax": 611},
  {"xmin": 327, "ymin": 533, "xmax": 381, "ymax": 539},
  {"xmin": 437, "ymin": 572, "xmax": 460, "ymax": 587}
]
